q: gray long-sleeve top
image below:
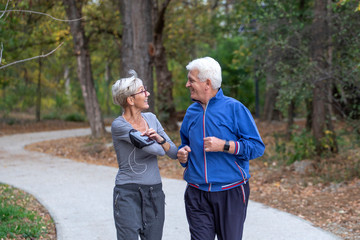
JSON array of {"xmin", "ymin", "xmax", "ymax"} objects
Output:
[{"xmin": 111, "ymin": 112, "xmax": 178, "ymax": 185}]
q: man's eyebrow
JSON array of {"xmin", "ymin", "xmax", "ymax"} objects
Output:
[{"xmin": 188, "ymin": 75, "xmax": 196, "ymax": 81}]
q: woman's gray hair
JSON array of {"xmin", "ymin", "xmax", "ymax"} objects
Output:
[
  {"xmin": 112, "ymin": 70, "xmax": 144, "ymax": 107},
  {"xmin": 186, "ymin": 56, "xmax": 222, "ymax": 89}
]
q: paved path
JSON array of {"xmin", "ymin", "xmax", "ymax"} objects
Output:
[{"xmin": 0, "ymin": 128, "xmax": 340, "ymax": 240}]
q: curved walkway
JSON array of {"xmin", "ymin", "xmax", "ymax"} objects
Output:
[{"xmin": 0, "ymin": 129, "xmax": 340, "ymax": 240}]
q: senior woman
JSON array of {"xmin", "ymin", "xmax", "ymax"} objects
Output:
[{"xmin": 111, "ymin": 70, "xmax": 177, "ymax": 240}]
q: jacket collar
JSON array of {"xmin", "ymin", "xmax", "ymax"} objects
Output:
[
  {"xmin": 207, "ymin": 88, "xmax": 224, "ymax": 105},
  {"xmin": 212, "ymin": 88, "xmax": 224, "ymax": 101},
  {"xmin": 191, "ymin": 88, "xmax": 223, "ymax": 105}
]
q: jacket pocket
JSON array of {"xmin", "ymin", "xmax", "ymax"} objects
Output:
[
  {"xmin": 234, "ymin": 161, "xmax": 247, "ymax": 181},
  {"xmin": 114, "ymin": 192, "xmax": 120, "ymax": 209}
]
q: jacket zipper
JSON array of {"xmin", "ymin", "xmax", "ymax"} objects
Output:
[{"xmin": 202, "ymin": 103, "xmax": 208, "ymax": 184}]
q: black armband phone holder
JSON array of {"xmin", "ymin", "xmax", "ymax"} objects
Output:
[{"xmin": 129, "ymin": 129, "xmax": 155, "ymax": 149}]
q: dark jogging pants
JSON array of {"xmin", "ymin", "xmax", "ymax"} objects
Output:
[
  {"xmin": 184, "ymin": 183, "xmax": 250, "ymax": 240},
  {"xmin": 113, "ymin": 183, "xmax": 165, "ymax": 240}
]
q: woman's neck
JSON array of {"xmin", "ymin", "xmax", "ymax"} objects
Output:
[
  {"xmin": 123, "ymin": 110, "xmax": 141, "ymax": 122},
  {"xmin": 122, "ymin": 109, "xmax": 147, "ymax": 131}
]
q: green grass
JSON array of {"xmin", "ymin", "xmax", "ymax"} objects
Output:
[{"xmin": 0, "ymin": 184, "xmax": 49, "ymax": 239}]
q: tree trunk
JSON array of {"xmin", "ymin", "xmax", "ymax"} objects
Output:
[
  {"xmin": 36, "ymin": 52, "xmax": 42, "ymax": 122},
  {"xmin": 152, "ymin": 0, "xmax": 178, "ymax": 130},
  {"xmin": 119, "ymin": 0, "xmax": 154, "ymax": 112},
  {"xmin": 305, "ymin": 98, "xmax": 312, "ymax": 131},
  {"xmin": 262, "ymin": 85, "xmax": 281, "ymax": 122},
  {"xmin": 262, "ymin": 47, "xmax": 282, "ymax": 122},
  {"xmin": 105, "ymin": 61, "xmax": 111, "ymax": 115},
  {"xmin": 311, "ymin": 0, "xmax": 337, "ymax": 155},
  {"xmin": 325, "ymin": 0, "xmax": 338, "ymax": 153},
  {"xmin": 64, "ymin": 65, "xmax": 71, "ymax": 103},
  {"xmin": 286, "ymin": 100, "xmax": 295, "ymax": 140},
  {"xmin": 63, "ymin": 0, "xmax": 105, "ymax": 138}
]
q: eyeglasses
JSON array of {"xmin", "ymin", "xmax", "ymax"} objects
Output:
[{"xmin": 131, "ymin": 87, "xmax": 148, "ymax": 97}]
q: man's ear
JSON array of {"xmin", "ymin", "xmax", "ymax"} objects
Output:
[{"xmin": 206, "ymin": 79, "xmax": 212, "ymax": 90}]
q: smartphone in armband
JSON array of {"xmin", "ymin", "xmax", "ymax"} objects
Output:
[{"xmin": 129, "ymin": 129, "xmax": 155, "ymax": 149}]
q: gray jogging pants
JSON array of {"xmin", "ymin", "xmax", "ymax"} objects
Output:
[{"xmin": 113, "ymin": 183, "xmax": 165, "ymax": 240}]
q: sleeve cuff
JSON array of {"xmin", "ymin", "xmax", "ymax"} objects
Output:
[
  {"xmin": 234, "ymin": 141, "xmax": 244, "ymax": 155},
  {"xmin": 180, "ymin": 162, "xmax": 188, "ymax": 168}
]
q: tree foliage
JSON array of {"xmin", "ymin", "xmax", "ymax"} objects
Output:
[{"xmin": 1, "ymin": 0, "xmax": 359, "ymax": 153}]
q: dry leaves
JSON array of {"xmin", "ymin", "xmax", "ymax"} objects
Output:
[{"xmin": 6, "ymin": 119, "xmax": 360, "ymax": 240}]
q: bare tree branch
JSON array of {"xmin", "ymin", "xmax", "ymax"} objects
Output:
[
  {"xmin": 0, "ymin": 3, "xmax": 83, "ymax": 69},
  {"xmin": 0, "ymin": 0, "xmax": 12, "ymax": 66},
  {"xmin": 0, "ymin": 0, "xmax": 10, "ymax": 19},
  {"xmin": 0, "ymin": 9, "xmax": 83, "ymax": 22},
  {"xmin": 0, "ymin": 42, "xmax": 64, "ymax": 70},
  {"xmin": 0, "ymin": 43, "xmax": 3, "ymax": 64}
]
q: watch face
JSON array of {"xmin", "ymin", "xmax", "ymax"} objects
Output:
[{"xmin": 224, "ymin": 141, "xmax": 230, "ymax": 151}]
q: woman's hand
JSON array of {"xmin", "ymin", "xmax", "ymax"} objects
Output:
[
  {"xmin": 143, "ymin": 128, "xmax": 170, "ymax": 151},
  {"xmin": 142, "ymin": 128, "xmax": 163, "ymax": 143}
]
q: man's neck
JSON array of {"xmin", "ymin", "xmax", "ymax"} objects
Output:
[{"xmin": 202, "ymin": 88, "xmax": 219, "ymax": 106}]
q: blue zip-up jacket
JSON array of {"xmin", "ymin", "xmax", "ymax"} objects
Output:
[{"xmin": 179, "ymin": 89, "xmax": 265, "ymax": 192}]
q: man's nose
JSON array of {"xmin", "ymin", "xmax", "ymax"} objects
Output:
[{"xmin": 185, "ymin": 80, "xmax": 190, "ymax": 88}]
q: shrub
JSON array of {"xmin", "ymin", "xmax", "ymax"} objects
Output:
[
  {"xmin": 274, "ymin": 129, "xmax": 316, "ymax": 164},
  {"xmin": 64, "ymin": 113, "xmax": 86, "ymax": 122}
]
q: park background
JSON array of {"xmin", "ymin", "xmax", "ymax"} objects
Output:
[{"xmin": 0, "ymin": 0, "xmax": 359, "ymax": 239}]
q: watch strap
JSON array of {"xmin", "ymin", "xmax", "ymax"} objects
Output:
[{"xmin": 158, "ymin": 135, "xmax": 166, "ymax": 145}]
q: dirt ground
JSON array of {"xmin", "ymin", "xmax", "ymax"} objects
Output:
[{"xmin": 1, "ymin": 117, "xmax": 359, "ymax": 240}]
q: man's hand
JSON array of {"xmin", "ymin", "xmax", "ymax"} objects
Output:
[
  {"xmin": 203, "ymin": 137, "xmax": 225, "ymax": 152},
  {"xmin": 177, "ymin": 146, "xmax": 191, "ymax": 164}
]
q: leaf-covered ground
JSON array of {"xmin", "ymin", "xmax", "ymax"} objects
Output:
[
  {"xmin": 1, "ymin": 117, "xmax": 359, "ymax": 240},
  {"xmin": 0, "ymin": 184, "xmax": 56, "ymax": 240}
]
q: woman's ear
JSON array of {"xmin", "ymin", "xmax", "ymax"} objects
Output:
[{"xmin": 126, "ymin": 96, "xmax": 134, "ymax": 106}]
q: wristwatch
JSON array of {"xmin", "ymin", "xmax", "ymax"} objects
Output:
[
  {"xmin": 158, "ymin": 136, "xmax": 166, "ymax": 145},
  {"xmin": 223, "ymin": 140, "xmax": 230, "ymax": 152}
]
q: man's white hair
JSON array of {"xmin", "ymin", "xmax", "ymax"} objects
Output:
[{"xmin": 186, "ymin": 56, "xmax": 222, "ymax": 89}]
